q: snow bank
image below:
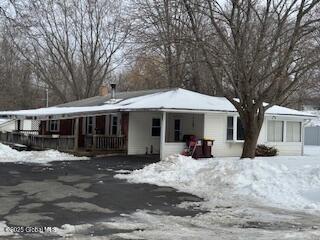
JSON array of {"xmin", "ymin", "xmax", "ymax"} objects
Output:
[
  {"xmin": 116, "ymin": 147, "xmax": 320, "ymax": 212},
  {"xmin": 105, "ymin": 209, "xmax": 320, "ymax": 240},
  {"xmin": 0, "ymin": 143, "xmax": 88, "ymax": 164}
]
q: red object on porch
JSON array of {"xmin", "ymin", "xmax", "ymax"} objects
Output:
[{"xmin": 184, "ymin": 135, "xmax": 214, "ymax": 159}]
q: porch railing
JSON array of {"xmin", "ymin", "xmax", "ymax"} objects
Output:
[
  {"xmin": 95, "ymin": 135, "xmax": 126, "ymax": 150},
  {"xmin": 0, "ymin": 131, "xmax": 74, "ymax": 151},
  {"xmin": 0, "ymin": 131, "xmax": 126, "ymax": 152},
  {"xmin": 13, "ymin": 130, "xmax": 39, "ymax": 135},
  {"xmin": 85, "ymin": 135, "xmax": 126, "ymax": 150}
]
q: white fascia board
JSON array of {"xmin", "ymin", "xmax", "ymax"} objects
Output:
[{"xmin": 265, "ymin": 114, "xmax": 315, "ymax": 121}]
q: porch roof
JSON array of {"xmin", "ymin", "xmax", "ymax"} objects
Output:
[{"xmin": 0, "ymin": 88, "xmax": 315, "ymax": 120}]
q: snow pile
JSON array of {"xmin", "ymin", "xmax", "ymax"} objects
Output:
[
  {"xmin": 116, "ymin": 148, "xmax": 320, "ymax": 212},
  {"xmin": 105, "ymin": 209, "xmax": 320, "ymax": 240},
  {"xmin": 0, "ymin": 143, "xmax": 88, "ymax": 164}
]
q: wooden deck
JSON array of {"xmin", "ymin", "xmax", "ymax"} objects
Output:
[{"xmin": 0, "ymin": 131, "xmax": 127, "ymax": 156}]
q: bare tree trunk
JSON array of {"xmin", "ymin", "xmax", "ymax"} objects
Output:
[
  {"xmin": 183, "ymin": 0, "xmax": 320, "ymax": 158},
  {"xmin": 240, "ymin": 109, "xmax": 265, "ymax": 158}
]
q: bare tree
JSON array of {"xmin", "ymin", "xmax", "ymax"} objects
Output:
[
  {"xmin": 129, "ymin": 0, "xmax": 191, "ymax": 88},
  {"xmin": 118, "ymin": 54, "xmax": 168, "ymax": 91},
  {"xmin": 0, "ymin": 26, "xmax": 42, "ymax": 110},
  {"xmin": 183, "ymin": 0, "xmax": 320, "ymax": 158},
  {"xmin": 4, "ymin": 0, "xmax": 129, "ymax": 103}
]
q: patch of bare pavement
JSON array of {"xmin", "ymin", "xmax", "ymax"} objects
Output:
[
  {"xmin": 0, "ymin": 155, "xmax": 204, "ymax": 239},
  {"xmin": 0, "ymin": 155, "xmax": 319, "ymax": 239}
]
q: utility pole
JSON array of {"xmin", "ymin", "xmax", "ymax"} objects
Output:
[{"xmin": 46, "ymin": 88, "xmax": 49, "ymax": 107}]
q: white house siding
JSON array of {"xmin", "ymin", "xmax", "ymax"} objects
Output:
[
  {"xmin": 127, "ymin": 111, "xmax": 162, "ymax": 155},
  {"xmin": 204, "ymin": 113, "xmax": 303, "ymax": 157},
  {"xmin": 162, "ymin": 142, "xmax": 186, "ymax": 159},
  {"xmin": 263, "ymin": 117, "xmax": 303, "ymax": 156},
  {"xmin": 203, "ymin": 113, "xmax": 243, "ymax": 157}
]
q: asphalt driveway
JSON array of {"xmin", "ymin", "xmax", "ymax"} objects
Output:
[{"xmin": 0, "ymin": 155, "xmax": 203, "ymax": 239}]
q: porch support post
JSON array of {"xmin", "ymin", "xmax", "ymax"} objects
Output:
[
  {"xmin": 74, "ymin": 118, "xmax": 79, "ymax": 152},
  {"xmin": 160, "ymin": 111, "xmax": 166, "ymax": 160},
  {"xmin": 92, "ymin": 117, "xmax": 96, "ymax": 150},
  {"xmin": 301, "ymin": 121, "xmax": 305, "ymax": 156}
]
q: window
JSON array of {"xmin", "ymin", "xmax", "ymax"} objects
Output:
[
  {"xmin": 267, "ymin": 120, "xmax": 283, "ymax": 142},
  {"xmin": 236, "ymin": 118, "xmax": 245, "ymax": 140},
  {"xmin": 86, "ymin": 117, "xmax": 94, "ymax": 135},
  {"xmin": 174, "ymin": 119, "xmax": 181, "ymax": 141},
  {"xmin": 227, "ymin": 116, "xmax": 234, "ymax": 140},
  {"xmin": 227, "ymin": 116, "xmax": 244, "ymax": 141},
  {"xmin": 49, "ymin": 120, "xmax": 59, "ymax": 132},
  {"xmin": 111, "ymin": 116, "xmax": 118, "ymax": 135},
  {"xmin": 152, "ymin": 118, "xmax": 161, "ymax": 136},
  {"xmin": 286, "ymin": 121, "xmax": 301, "ymax": 142}
]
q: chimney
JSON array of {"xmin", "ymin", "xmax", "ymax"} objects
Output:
[
  {"xmin": 110, "ymin": 83, "xmax": 116, "ymax": 99},
  {"xmin": 99, "ymin": 85, "xmax": 108, "ymax": 96}
]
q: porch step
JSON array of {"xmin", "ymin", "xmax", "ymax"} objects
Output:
[{"xmin": 11, "ymin": 143, "xmax": 28, "ymax": 151}]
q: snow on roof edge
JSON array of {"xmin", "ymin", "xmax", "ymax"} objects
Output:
[{"xmin": 0, "ymin": 88, "xmax": 314, "ymax": 119}]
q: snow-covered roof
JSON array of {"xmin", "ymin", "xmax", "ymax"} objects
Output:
[
  {"xmin": 0, "ymin": 118, "xmax": 10, "ymax": 125},
  {"xmin": 0, "ymin": 88, "xmax": 315, "ymax": 119}
]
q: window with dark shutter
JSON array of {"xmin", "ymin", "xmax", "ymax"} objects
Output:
[{"xmin": 227, "ymin": 116, "xmax": 234, "ymax": 140}]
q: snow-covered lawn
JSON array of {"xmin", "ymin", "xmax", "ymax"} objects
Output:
[
  {"xmin": 0, "ymin": 143, "xmax": 88, "ymax": 164},
  {"xmin": 117, "ymin": 146, "xmax": 320, "ymax": 212},
  {"xmin": 111, "ymin": 146, "xmax": 320, "ymax": 239}
]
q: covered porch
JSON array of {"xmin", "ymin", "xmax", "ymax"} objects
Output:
[
  {"xmin": 126, "ymin": 111, "xmax": 204, "ymax": 160},
  {"xmin": 0, "ymin": 112, "xmax": 128, "ymax": 155},
  {"xmin": 161, "ymin": 112, "xmax": 204, "ymax": 159}
]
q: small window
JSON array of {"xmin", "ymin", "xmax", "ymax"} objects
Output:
[
  {"xmin": 237, "ymin": 118, "xmax": 245, "ymax": 140},
  {"xmin": 267, "ymin": 120, "xmax": 283, "ymax": 142},
  {"xmin": 227, "ymin": 116, "xmax": 234, "ymax": 140},
  {"xmin": 49, "ymin": 120, "xmax": 59, "ymax": 132},
  {"xmin": 111, "ymin": 116, "xmax": 118, "ymax": 135},
  {"xmin": 86, "ymin": 117, "xmax": 94, "ymax": 135},
  {"xmin": 286, "ymin": 121, "xmax": 301, "ymax": 142},
  {"xmin": 152, "ymin": 118, "xmax": 161, "ymax": 136}
]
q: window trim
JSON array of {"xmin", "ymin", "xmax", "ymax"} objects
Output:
[
  {"xmin": 174, "ymin": 119, "xmax": 181, "ymax": 142},
  {"xmin": 151, "ymin": 118, "xmax": 161, "ymax": 137},
  {"xmin": 86, "ymin": 116, "xmax": 94, "ymax": 135},
  {"xmin": 226, "ymin": 116, "xmax": 234, "ymax": 141},
  {"xmin": 285, "ymin": 121, "xmax": 302, "ymax": 143},
  {"xmin": 49, "ymin": 120, "xmax": 60, "ymax": 133},
  {"xmin": 267, "ymin": 120, "xmax": 284, "ymax": 143},
  {"xmin": 111, "ymin": 115, "xmax": 118, "ymax": 136},
  {"xmin": 226, "ymin": 116, "xmax": 245, "ymax": 142}
]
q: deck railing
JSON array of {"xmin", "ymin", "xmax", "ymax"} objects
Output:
[
  {"xmin": 13, "ymin": 130, "xmax": 39, "ymax": 135},
  {"xmin": 0, "ymin": 131, "xmax": 126, "ymax": 152},
  {"xmin": 0, "ymin": 132, "xmax": 74, "ymax": 151},
  {"xmin": 95, "ymin": 135, "xmax": 126, "ymax": 150}
]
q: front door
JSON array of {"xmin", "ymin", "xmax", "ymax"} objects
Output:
[{"xmin": 174, "ymin": 119, "xmax": 181, "ymax": 142}]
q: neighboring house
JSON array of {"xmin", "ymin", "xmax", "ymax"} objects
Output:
[
  {"xmin": 0, "ymin": 88, "xmax": 314, "ymax": 159},
  {"xmin": 304, "ymin": 110, "xmax": 320, "ymax": 146}
]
